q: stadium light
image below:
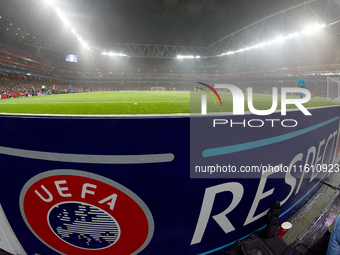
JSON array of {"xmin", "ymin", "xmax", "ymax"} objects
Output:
[
  {"xmin": 103, "ymin": 52, "xmax": 127, "ymax": 57},
  {"xmin": 220, "ymin": 51, "xmax": 235, "ymax": 56},
  {"xmin": 82, "ymin": 42, "xmax": 89, "ymax": 48},
  {"xmin": 273, "ymin": 36, "xmax": 285, "ymax": 43},
  {"xmin": 62, "ymin": 19, "xmax": 71, "ymax": 27},
  {"xmin": 302, "ymin": 24, "xmax": 325, "ymax": 34},
  {"xmin": 54, "ymin": 7, "xmax": 70, "ymax": 26},
  {"xmin": 177, "ymin": 55, "xmax": 195, "ymax": 59},
  {"xmin": 218, "ymin": 22, "xmax": 325, "ymax": 57},
  {"xmin": 266, "ymin": 40, "xmax": 274, "ymax": 46},
  {"xmin": 287, "ymin": 32, "xmax": 300, "ymax": 39},
  {"xmin": 46, "ymin": 1, "xmax": 94, "ymax": 53}
]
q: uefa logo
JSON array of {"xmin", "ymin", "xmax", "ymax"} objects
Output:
[{"xmin": 19, "ymin": 170, "xmax": 154, "ymax": 255}]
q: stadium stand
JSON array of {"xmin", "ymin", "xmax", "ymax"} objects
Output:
[{"xmin": 0, "ymin": 25, "xmax": 340, "ymax": 98}]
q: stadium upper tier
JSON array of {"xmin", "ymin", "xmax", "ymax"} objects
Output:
[
  {"xmin": 1, "ymin": 30, "xmax": 340, "ymax": 82},
  {"xmin": 0, "ymin": 37, "xmax": 335, "ymax": 98}
]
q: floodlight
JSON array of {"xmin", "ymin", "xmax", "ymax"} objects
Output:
[
  {"xmin": 62, "ymin": 19, "xmax": 71, "ymax": 27},
  {"xmin": 195, "ymin": 56, "xmax": 201, "ymax": 59},
  {"xmin": 302, "ymin": 26, "xmax": 313, "ymax": 34},
  {"xmin": 266, "ymin": 40, "xmax": 273, "ymax": 46},
  {"xmin": 302, "ymin": 24, "xmax": 324, "ymax": 34},
  {"xmin": 177, "ymin": 55, "xmax": 195, "ymax": 59},
  {"xmin": 105, "ymin": 52, "xmax": 128, "ymax": 57},
  {"xmin": 274, "ymin": 36, "xmax": 285, "ymax": 43},
  {"xmin": 219, "ymin": 51, "xmax": 234, "ymax": 56},
  {"xmin": 256, "ymin": 42, "xmax": 264, "ymax": 47},
  {"xmin": 251, "ymin": 43, "xmax": 264, "ymax": 49},
  {"xmin": 54, "ymin": 7, "xmax": 61, "ymax": 15},
  {"xmin": 287, "ymin": 32, "xmax": 300, "ymax": 39}
]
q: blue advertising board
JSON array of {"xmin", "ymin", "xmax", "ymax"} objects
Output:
[{"xmin": 0, "ymin": 106, "xmax": 339, "ymax": 254}]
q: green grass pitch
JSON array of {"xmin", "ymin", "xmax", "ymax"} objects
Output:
[{"xmin": 0, "ymin": 91, "xmax": 339, "ymax": 115}]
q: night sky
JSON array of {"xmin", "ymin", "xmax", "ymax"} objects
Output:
[{"xmin": 0, "ymin": 0, "xmax": 310, "ymax": 50}]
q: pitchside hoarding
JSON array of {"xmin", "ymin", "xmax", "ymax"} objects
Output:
[{"xmin": 0, "ymin": 105, "xmax": 339, "ymax": 254}]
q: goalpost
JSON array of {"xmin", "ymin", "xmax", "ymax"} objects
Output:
[
  {"xmin": 151, "ymin": 87, "xmax": 165, "ymax": 91},
  {"xmin": 327, "ymin": 77, "xmax": 340, "ymax": 101}
]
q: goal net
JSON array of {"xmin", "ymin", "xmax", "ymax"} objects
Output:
[
  {"xmin": 151, "ymin": 87, "xmax": 165, "ymax": 91},
  {"xmin": 327, "ymin": 77, "xmax": 340, "ymax": 100}
]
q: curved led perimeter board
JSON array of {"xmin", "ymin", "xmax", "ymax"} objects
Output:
[{"xmin": 0, "ymin": 106, "xmax": 339, "ymax": 255}]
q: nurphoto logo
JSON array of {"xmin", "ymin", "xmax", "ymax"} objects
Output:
[
  {"xmin": 199, "ymin": 83, "xmax": 311, "ymax": 116},
  {"xmin": 197, "ymin": 83, "xmax": 312, "ymax": 128}
]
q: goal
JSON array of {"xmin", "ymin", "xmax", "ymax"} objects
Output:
[
  {"xmin": 327, "ymin": 77, "xmax": 340, "ymax": 100},
  {"xmin": 151, "ymin": 87, "xmax": 165, "ymax": 91}
]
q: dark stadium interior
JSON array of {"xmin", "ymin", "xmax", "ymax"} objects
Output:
[{"xmin": 1, "ymin": 0, "xmax": 340, "ymax": 254}]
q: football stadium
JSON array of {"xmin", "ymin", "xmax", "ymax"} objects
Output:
[{"xmin": 2, "ymin": 0, "xmax": 340, "ymax": 255}]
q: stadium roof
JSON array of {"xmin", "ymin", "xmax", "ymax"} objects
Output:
[{"xmin": 0, "ymin": 0, "xmax": 310, "ymax": 52}]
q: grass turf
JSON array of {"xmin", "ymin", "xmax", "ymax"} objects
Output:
[{"xmin": 0, "ymin": 91, "xmax": 338, "ymax": 115}]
